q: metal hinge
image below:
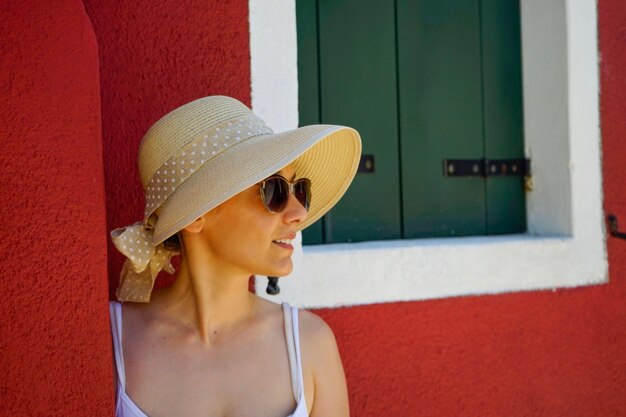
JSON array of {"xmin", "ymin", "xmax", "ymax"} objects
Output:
[
  {"xmin": 443, "ymin": 158, "xmax": 530, "ymax": 177},
  {"xmin": 358, "ymin": 154, "xmax": 375, "ymax": 173},
  {"xmin": 443, "ymin": 158, "xmax": 533, "ymax": 191}
]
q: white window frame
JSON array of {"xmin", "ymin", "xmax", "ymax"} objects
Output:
[{"xmin": 250, "ymin": 0, "xmax": 607, "ymax": 308}]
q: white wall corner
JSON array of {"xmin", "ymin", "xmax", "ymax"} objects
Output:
[
  {"xmin": 564, "ymin": 0, "xmax": 607, "ymax": 280},
  {"xmin": 249, "ymin": 0, "xmax": 299, "ymax": 132},
  {"xmin": 520, "ymin": 0, "xmax": 572, "ymax": 236}
]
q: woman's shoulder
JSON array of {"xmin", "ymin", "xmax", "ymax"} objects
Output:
[
  {"xmin": 296, "ymin": 308, "xmax": 341, "ymax": 374},
  {"xmin": 110, "ymin": 299, "xmax": 165, "ymax": 340},
  {"xmin": 255, "ymin": 298, "xmax": 338, "ymax": 357},
  {"xmin": 297, "ymin": 308, "xmax": 337, "ymax": 346}
]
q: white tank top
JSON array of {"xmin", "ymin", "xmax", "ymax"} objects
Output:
[{"xmin": 109, "ymin": 301, "xmax": 309, "ymax": 417}]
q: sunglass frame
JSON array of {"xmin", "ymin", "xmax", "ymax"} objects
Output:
[{"xmin": 258, "ymin": 175, "xmax": 311, "ymax": 213}]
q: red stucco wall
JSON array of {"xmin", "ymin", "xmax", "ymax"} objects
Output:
[
  {"xmin": 0, "ymin": 0, "xmax": 112, "ymax": 415},
  {"xmin": 82, "ymin": 0, "xmax": 251, "ymax": 296}
]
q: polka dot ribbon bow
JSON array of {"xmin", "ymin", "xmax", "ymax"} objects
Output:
[{"xmin": 110, "ymin": 222, "xmax": 176, "ymax": 302}]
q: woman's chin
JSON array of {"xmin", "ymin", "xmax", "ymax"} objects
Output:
[{"xmin": 264, "ymin": 260, "xmax": 293, "ymax": 277}]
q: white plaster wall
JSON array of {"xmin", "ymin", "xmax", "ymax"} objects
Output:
[
  {"xmin": 251, "ymin": 0, "xmax": 607, "ymax": 308},
  {"xmin": 249, "ymin": 0, "xmax": 299, "ymax": 133},
  {"xmin": 521, "ymin": 0, "xmax": 572, "ymax": 236}
]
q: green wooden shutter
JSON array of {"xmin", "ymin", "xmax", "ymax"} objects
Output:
[
  {"xmin": 298, "ymin": 0, "xmax": 403, "ymax": 244},
  {"xmin": 296, "ymin": 0, "xmax": 324, "ymax": 244},
  {"xmin": 398, "ymin": 0, "xmax": 486, "ymax": 238},
  {"xmin": 481, "ymin": 0, "xmax": 526, "ymax": 234},
  {"xmin": 297, "ymin": 0, "xmax": 526, "ymax": 244},
  {"xmin": 318, "ymin": 0, "xmax": 402, "ymax": 243}
]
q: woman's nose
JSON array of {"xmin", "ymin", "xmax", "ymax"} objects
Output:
[{"xmin": 282, "ymin": 192, "xmax": 308, "ymax": 224}]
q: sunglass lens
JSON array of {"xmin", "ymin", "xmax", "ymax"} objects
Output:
[
  {"xmin": 264, "ymin": 177, "xmax": 289, "ymax": 212},
  {"xmin": 294, "ymin": 179, "xmax": 311, "ymax": 211}
]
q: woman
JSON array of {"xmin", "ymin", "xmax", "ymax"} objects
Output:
[{"xmin": 109, "ymin": 96, "xmax": 361, "ymax": 417}]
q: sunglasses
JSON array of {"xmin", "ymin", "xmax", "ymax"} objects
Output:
[{"xmin": 259, "ymin": 175, "xmax": 311, "ymax": 213}]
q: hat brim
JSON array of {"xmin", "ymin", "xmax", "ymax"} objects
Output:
[{"xmin": 152, "ymin": 125, "xmax": 361, "ymax": 244}]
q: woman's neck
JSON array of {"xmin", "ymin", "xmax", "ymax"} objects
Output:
[{"xmin": 154, "ymin": 250, "xmax": 258, "ymax": 346}]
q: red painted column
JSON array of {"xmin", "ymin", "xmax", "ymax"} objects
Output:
[{"xmin": 0, "ymin": 1, "xmax": 112, "ymax": 415}]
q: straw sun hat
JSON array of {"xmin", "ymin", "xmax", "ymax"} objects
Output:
[{"xmin": 111, "ymin": 96, "xmax": 362, "ymax": 302}]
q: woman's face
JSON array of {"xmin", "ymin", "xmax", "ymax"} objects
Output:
[{"xmin": 196, "ymin": 164, "xmax": 308, "ymax": 277}]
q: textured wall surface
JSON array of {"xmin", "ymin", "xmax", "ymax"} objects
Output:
[
  {"xmin": 83, "ymin": 0, "xmax": 251, "ymax": 296},
  {"xmin": 0, "ymin": 0, "xmax": 112, "ymax": 415}
]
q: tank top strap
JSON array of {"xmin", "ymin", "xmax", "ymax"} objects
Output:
[
  {"xmin": 282, "ymin": 302, "xmax": 305, "ymax": 403},
  {"xmin": 109, "ymin": 301, "xmax": 127, "ymax": 390}
]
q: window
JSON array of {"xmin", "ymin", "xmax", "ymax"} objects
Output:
[{"xmin": 250, "ymin": 0, "xmax": 606, "ymax": 308}]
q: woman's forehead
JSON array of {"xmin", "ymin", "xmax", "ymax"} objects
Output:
[{"xmin": 276, "ymin": 163, "xmax": 296, "ymax": 180}]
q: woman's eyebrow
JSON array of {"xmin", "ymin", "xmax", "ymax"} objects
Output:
[{"xmin": 275, "ymin": 171, "xmax": 297, "ymax": 181}]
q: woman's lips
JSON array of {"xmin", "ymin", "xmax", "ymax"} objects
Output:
[{"xmin": 272, "ymin": 241, "xmax": 294, "ymax": 250}]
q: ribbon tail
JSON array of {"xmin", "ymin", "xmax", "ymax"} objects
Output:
[
  {"xmin": 163, "ymin": 252, "xmax": 176, "ymax": 274},
  {"xmin": 116, "ymin": 259, "xmax": 158, "ymax": 303}
]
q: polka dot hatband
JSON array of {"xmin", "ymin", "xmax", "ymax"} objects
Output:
[{"xmin": 143, "ymin": 113, "xmax": 273, "ymax": 223}]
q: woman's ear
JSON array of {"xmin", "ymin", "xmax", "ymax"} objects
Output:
[{"xmin": 182, "ymin": 216, "xmax": 205, "ymax": 234}]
